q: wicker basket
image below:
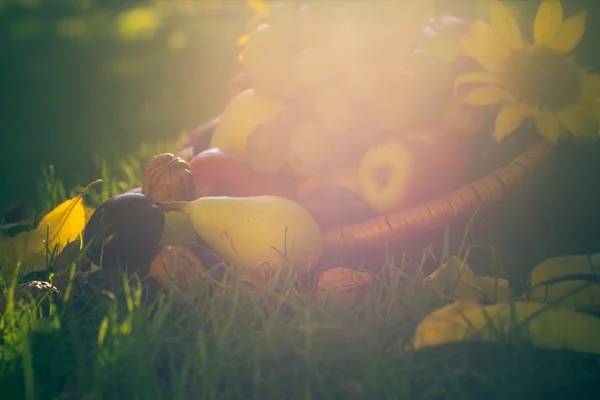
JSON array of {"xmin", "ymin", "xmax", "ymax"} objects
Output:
[{"xmin": 317, "ymin": 139, "xmax": 554, "ymax": 268}]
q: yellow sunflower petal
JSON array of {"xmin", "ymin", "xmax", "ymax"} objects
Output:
[
  {"xmin": 556, "ymin": 102, "xmax": 599, "ymax": 139},
  {"xmin": 468, "ymin": 20, "xmax": 512, "ymax": 60},
  {"xmin": 534, "ymin": 110, "xmax": 562, "ymax": 144},
  {"xmin": 582, "ymin": 74, "xmax": 600, "ymax": 102},
  {"xmin": 459, "ymin": 36, "xmax": 505, "ymax": 73},
  {"xmin": 495, "ymin": 103, "xmax": 538, "ymax": 142},
  {"xmin": 533, "ymin": 0, "xmax": 563, "ymax": 47},
  {"xmin": 549, "ymin": 11, "xmax": 587, "ymax": 54},
  {"xmin": 489, "ymin": 0, "xmax": 524, "ymax": 50},
  {"xmin": 453, "ymin": 71, "xmax": 503, "ymax": 98},
  {"xmin": 463, "ymin": 86, "xmax": 515, "ymax": 106}
]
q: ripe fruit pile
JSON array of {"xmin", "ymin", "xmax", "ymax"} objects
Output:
[
  {"xmin": 78, "ymin": 2, "xmax": 501, "ymax": 299},
  {"xmin": 180, "ymin": 1, "xmax": 486, "ymax": 230}
]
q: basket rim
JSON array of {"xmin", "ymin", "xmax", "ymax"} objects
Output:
[{"xmin": 322, "ymin": 139, "xmax": 554, "ymax": 253}]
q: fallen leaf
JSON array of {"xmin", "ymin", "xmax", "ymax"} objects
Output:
[
  {"xmin": 413, "ymin": 300, "xmax": 600, "ymax": 355},
  {"xmin": 529, "ymin": 254, "xmax": 600, "ymax": 313},
  {"xmin": 423, "ymin": 256, "xmax": 512, "ymax": 302},
  {"xmin": 1, "ymin": 196, "xmax": 86, "ymax": 278},
  {"xmin": 36, "ymin": 196, "xmax": 85, "ymax": 250}
]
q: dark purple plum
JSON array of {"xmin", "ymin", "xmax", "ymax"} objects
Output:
[{"xmin": 83, "ymin": 193, "xmax": 165, "ymax": 273}]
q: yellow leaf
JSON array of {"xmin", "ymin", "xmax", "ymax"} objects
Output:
[
  {"xmin": 463, "ymin": 85, "xmax": 515, "ymax": 106},
  {"xmin": 533, "ymin": 0, "xmax": 564, "ymax": 47},
  {"xmin": 477, "ymin": 277, "xmax": 513, "ymax": 302},
  {"xmin": 36, "ymin": 197, "xmax": 86, "ymax": 251},
  {"xmin": 529, "ymin": 254, "xmax": 600, "ymax": 313},
  {"xmin": 550, "ymin": 11, "xmax": 587, "ymax": 54},
  {"xmin": 1, "ymin": 197, "xmax": 86, "ymax": 278},
  {"xmin": 534, "ymin": 110, "xmax": 562, "ymax": 144},
  {"xmin": 489, "ymin": 0, "xmax": 524, "ymax": 50},
  {"xmin": 495, "ymin": 103, "xmax": 538, "ymax": 142},
  {"xmin": 423, "ymin": 256, "xmax": 513, "ymax": 302},
  {"xmin": 413, "ymin": 300, "xmax": 600, "ymax": 355},
  {"xmin": 0, "ymin": 230, "xmax": 47, "ymax": 278}
]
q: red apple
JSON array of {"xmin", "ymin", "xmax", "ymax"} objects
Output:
[
  {"xmin": 359, "ymin": 128, "xmax": 471, "ymax": 214},
  {"xmin": 189, "ymin": 148, "xmax": 294, "ymax": 199}
]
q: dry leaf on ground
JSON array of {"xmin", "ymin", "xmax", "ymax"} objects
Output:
[
  {"xmin": 413, "ymin": 300, "xmax": 600, "ymax": 355},
  {"xmin": 529, "ymin": 254, "xmax": 600, "ymax": 313},
  {"xmin": 0, "ymin": 196, "xmax": 86, "ymax": 277},
  {"xmin": 423, "ymin": 256, "xmax": 512, "ymax": 302}
]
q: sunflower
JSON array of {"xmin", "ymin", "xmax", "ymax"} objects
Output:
[{"xmin": 454, "ymin": 0, "xmax": 600, "ymax": 144}]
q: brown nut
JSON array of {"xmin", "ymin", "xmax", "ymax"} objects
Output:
[
  {"xmin": 316, "ymin": 267, "xmax": 374, "ymax": 303},
  {"xmin": 142, "ymin": 153, "xmax": 196, "ymax": 203},
  {"xmin": 150, "ymin": 246, "xmax": 204, "ymax": 289}
]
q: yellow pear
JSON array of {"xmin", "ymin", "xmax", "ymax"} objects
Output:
[
  {"xmin": 178, "ymin": 196, "xmax": 323, "ymax": 273},
  {"xmin": 210, "ymin": 89, "xmax": 284, "ymax": 155}
]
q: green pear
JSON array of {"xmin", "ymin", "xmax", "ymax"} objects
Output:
[{"xmin": 174, "ymin": 196, "xmax": 324, "ymax": 273}]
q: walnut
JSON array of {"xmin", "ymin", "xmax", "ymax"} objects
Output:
[
  {"xmin": 142, "ymin": 153, "xmax": 196, "ymax": 203},
  {"xmin": 316, "ymin": 267, "xmax": 374, "ymax": 303},
  {"xmin": 150, "ymin": 246, "xmax": 204, "ymax": 289}
]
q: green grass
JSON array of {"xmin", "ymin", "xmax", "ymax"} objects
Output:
[
  {"xmin": 2, "ymin": 249, "xmax": 600, "ymax": 400},
  {"xmin": 2, "ymin": 143, "xmax": 600, "ymax": 400}
]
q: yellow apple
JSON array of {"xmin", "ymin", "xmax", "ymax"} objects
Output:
[
  {"xmin": 358, "ymin": 142, "xmax": 414, "ymax": 214},
  {"xmin": 210, "ymin": 88, "xmax": 284, "ymax": 156}
]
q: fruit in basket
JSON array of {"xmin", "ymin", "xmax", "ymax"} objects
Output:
[
  {"xmin": 227, "ymin": 72, "xmax": 251, "ymax": 102},
  {"xmin": 296, "ymin": 185, "xmax": 377, "ymax": 230},
  {"xmin": 369, "ymin": 85, "xmax": 411, "ymax": 133},
  {"xmin": 161, "ymin": 196, "xmax": 323, "ymax": 273},
  {"xmin": 189, "ymin": 148, "xmax": 293, "ymax": 199},
  {"xmin": 294, "ymin": 46, "xmax": 337, "ymax": 93},
  {"xmin": 210, "ymin": 89, "xmax": 284, "ymax": 155},
  {"xmin": 287, "ymin": 120, "xmax": 332, "ymax": 177},
  {"xmin": 313, "ymin": 87, "xmax": 352, "ymax": 134},
  {"xmin": 245, "ymin": 112, "xmax": 296, "ymax": 175},
  {"xmin": 295, "ymin": 161, "xmax": 362, "ymax": 197},
  {"xmin": 142, "ymin": 153, "xmax": 196, "ymax": 203},
  {"xmin": 173, "ymin": 117, "xmax": 220, "ymax": 161},
  {"xmin": 358, "ymin": 128, "xmax": 471, "ymax": 214},
  {"xmin": 248, "ymin": 56, "xmax": 298, "ymax": 100},
  {"xmin": 358, "ymin": 142, "xmax": 414, "ymax": 214},
  {"xmin": 241, "ymin": 24, "xmax": 279, "ymax": 72},
  {"xmin": 340, "ymin": 58, "xmax": 380, "ymax": 102}
]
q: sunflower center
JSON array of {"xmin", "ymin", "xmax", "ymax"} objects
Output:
[{"xmin": 501, "ymin": 46, "xmax": 582, "ymax": 111}]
